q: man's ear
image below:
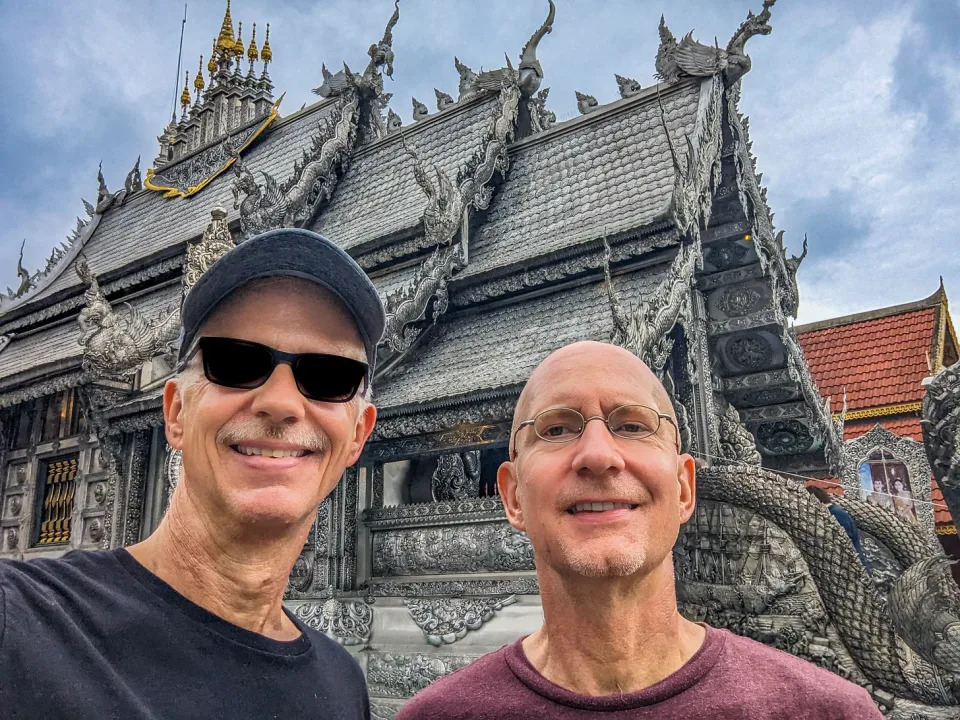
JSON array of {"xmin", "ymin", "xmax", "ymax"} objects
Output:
[
  {"xmin": 497, "ymin": 460, "xmax": 526, "ymax": 533},
  {"xmin": 163, "ymin": 378, "xmax": 186, "ymax": 451},
  {"xmin": 677, "ymin": 453, "xmax": 697, "ymax": 524},
  {"xmin": 347, "ymin": 402, "xmax": 377, "ymax": 466}
]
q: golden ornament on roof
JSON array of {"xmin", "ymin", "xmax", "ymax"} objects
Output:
[
  {"xmin": 216, "ymin": 0, "xmax": 235, "ymax": 53},
  {"xmin": 247, "ymin": 23, "xmax": 259, "ymax": 63},
  {"xmin": 208, "ymin": 40, "xmax": 218, "ymax": 75},
  {"xmin": 234, "ymin": 21, "xmax": 244, "ymax": 60},
  {"xmin": 194, "ymin": 55, "xmax": 205, "ymax": 93},
  {"xmin": 260, "ymin": 23, "xmax": 272, "ymax": 64},
  {"xmin": 180, "ymin": 70, "xmax": 191, "ymax": 108}
]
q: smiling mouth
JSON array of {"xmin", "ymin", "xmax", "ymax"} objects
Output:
[
  {"xmin": 232, "ymin": 445, "xmax": 312, "ymax": 459},
  {"xmin": 567, "ymin": 501, "xmax": 638, "ymax": 515}
]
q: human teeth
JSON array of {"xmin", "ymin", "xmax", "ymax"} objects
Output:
[
  {"xmin": 235, "ymin": 446, "xmax": 308, "ymax": 458},
  {"xmin": 571, "ymin": 502, "xmax": 634, "ymax": 513}
]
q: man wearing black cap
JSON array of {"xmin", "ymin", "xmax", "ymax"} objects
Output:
[{"xmin": 0, "ymin": 229, "xmax": 382, "ymax": 719}]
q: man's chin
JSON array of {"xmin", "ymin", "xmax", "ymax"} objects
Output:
[
  {"xmin": 557, "ymin": 547, "xmax": 648, "ymax": 578},
  {"xmin": 225, "ymin": 488, "xmax": 319, "ymax": 531}
]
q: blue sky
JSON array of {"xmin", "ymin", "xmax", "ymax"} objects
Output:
[{"xmin": 0, "ymin": 0, "xmax": 957, "ymax": 324}]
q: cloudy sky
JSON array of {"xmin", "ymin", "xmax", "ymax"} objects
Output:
[{"xmin": 0, "ymin": 0, "xmax": 957, "ymax": 324}]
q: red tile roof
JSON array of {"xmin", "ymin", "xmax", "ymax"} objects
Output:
[
  {"xmin": 844, "ymin": 416, "xmax": 922, "ymax": 442},
  {"xmin": 797, "ymin": 307, "xmax": 936, "ymax": 412}
]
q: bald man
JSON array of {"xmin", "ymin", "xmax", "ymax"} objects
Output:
[{"xmin": 397, "ymin": 341, "xmax": 881, "ymax": 719}]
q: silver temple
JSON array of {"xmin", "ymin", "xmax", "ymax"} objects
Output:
[{"xmin": 3, "ymin": 2, "xmax": 960, "ymax": 717}]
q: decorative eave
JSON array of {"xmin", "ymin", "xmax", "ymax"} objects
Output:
[
  {"xmin": 145, "ymin": 94, "xmax": 283, "ymax": 199},
  {"xmin": 838, "ymin": 401, "xmax": 923, "ymax": 421}
]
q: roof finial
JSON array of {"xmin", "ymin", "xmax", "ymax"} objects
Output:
[
  {"xmin": 234, "ymin": 21, "xmax": 244, "ymax": 61},
  {"xmin": 247, "ymin": 22, "xmax": 259, "ymax": 68},
  {"xmin": 180, "ymin": 70, "xmax": 191, "ymax": 113},
  {"xmin": 261, "ymin": 22, "xmax": 272, "ymax": 66},
  {"xmin": 518, "ymin": 0, "xmax": 555, "ymax": 97},
  {"xmin": 194, "ymin": 55, "xmax": 206, "ymax": 100},
  {"xmin": 216, "ymin": 0, "xmax": 235, "ymax": 54},
  {"xmin": 208, "ymin": 39, "xmax": 218, "ymax": 78}
]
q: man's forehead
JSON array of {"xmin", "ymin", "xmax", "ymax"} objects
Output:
[{"xmin": 517, "ymin": 342, "xmax": 666, "ymax": 417}]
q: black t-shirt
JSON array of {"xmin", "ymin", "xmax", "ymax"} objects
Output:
[{"xmin": 0, "ymin": 549, "xmax": 369, "ymax": 719}]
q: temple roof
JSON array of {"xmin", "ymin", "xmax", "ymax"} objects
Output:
[
  {"xmin": 463, "ymin": 80, "xmax": 699, "ymax": 279},
  {"xmin": 374, "ymin": 262, "xmax": 667, "ymax": 411},
  {"xmin": 796, "ymin": 286, "xmax": 956, "ymax": 415}
]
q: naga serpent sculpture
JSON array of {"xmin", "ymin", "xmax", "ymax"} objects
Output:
[{"xmin": 697, "ymin": 463, "xmax": 960, "ymax": 710}]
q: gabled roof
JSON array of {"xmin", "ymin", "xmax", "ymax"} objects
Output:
[{"xmin": 795, "ymin": 286, "xmax": 956, "ymax": 415}]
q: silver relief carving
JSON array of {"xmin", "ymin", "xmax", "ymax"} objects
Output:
[
  {"xmin": 371, "ymin": 522, "xmax": 533, "ymax": 577},
  {"xmin": 367, "ymin": 652, "xmax": 477, "ymax": 699},
  {"xmin": 183, "ymin": 207, "xmax": 236, "ymax": 295},
  {"xmin": 405, "ymin": 595, "xmax": 517, "ymax": 646},
  {"xmin": 291, "ymin": 596, "xmax": 374, "ymax": 646}
]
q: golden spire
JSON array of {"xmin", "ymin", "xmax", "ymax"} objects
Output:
[
  {"xmin": 247, "ymin": 22, "xmax": 259, "ymax": 65},
  {"xmin": 233, "ymin": 21, "xmax": 244, "ymax": 61},
  {"xmin": 194, "ymin": 55, "xmax": 205, "ymax": 95},
  {"xmin": 208, "ymin": 39, "xmax": 218, "ymax": 76},
  {"xmin": 260, "ymin": 22, "xmax": 272, "ymax": 65},
  {"xmin": 216, "ymin": 0, "xmax": 235, "ymax": 53},
  {"xmin": 180, "ymin": 70, "xmax": 191, "ymax": 110}
]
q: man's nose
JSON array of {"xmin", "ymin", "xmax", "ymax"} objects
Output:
[
  {"xmin": 570, "ymin": 417, "xmax": 626, "ymax": 477},
  {"xmin": 248, "ymin": 362, "xmax": 306, "ymax": 423}
]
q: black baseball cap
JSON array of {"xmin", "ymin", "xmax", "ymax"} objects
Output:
[{"xmin": 179, "ymin": 228, "xmax": 384, "ymax": 371}]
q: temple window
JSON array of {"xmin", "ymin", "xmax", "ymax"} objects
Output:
[
  {"xmin": 858, "ymin": 448, "xmax": 916, "ymax": 522},
  {"xmin": 35, "ymin": 390, "xmax": 84, "ymax": 443},
  {"xmin": 33, "ymin": 455, "xmax": 79, "ymax": 546},
  {"xmin": 7, "ymin": 400, "xmax": 36, "ymax": 450}
]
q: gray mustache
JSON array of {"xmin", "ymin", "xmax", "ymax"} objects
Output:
[{"xmin": 216, "ymin": 419, "xmax": 331, "ymax": 454}]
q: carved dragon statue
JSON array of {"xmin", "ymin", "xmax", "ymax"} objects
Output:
[
  {"xmin": 378, "ymin": 70, "xmax": 521, "ymax": 369},
  {"xmin": 656, "ymin": 0, "xmax": 776, "ymax": 86},
  {"xmin": 8, "ymin": 241, "xmax": 31, "ymax": 299},
  {"xmin": 716, "ymin": 399, "xmax": 762, "ymax": 465},
  {"xmin": 604, "ymin": 236, "xmax": 700, "ymax": 376},
  {"xmin": 312, "ymin": 0, "xmax": 398, "ymax": 108},
  {"xmin": 697, "ymin": 464, "xmax": 960, "ymax": 712},
  {"xmin": 526, "ymin": 87, "xmax": 555, "ymax": 133},
  {"xmin": 74, "ymin": 258, "xmax": 180, "ymax": 378},
  {"xmin": 386, "ymin": 108, "xmax": 402, "ymax": 133},
  {"xmin": 232, "ymin": 74, "xmax": 360, "ymax": 237},
  {"xmin": 454, "ymin": 0, "xmax": 554, "ymax": 101},
  {"xmin": 230, "ymin": 3, "xmax": 401, "ymax": 238}
]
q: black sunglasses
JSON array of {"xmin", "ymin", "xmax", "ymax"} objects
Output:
[{"xmin": 184, "ymin": 337, "xmax": 369, "ymax": 403}]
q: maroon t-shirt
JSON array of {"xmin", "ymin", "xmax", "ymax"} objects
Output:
[{"xmin": 395, "ymin": 625, "xmax": 882, "ymax": 719}]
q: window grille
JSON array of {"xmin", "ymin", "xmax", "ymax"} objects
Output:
[{"xmin": 36, "ymin": 456, "xmax": 78, "ymax": 545}]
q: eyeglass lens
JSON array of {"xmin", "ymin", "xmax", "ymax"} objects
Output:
[{"xmin": 533, "ymin": 405, "xmax": 661, "ymax": 442}]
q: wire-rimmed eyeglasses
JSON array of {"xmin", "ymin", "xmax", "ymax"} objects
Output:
[{"xmin": 510, "ymin": 404, "xmax": 681, "ymax": 458}]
